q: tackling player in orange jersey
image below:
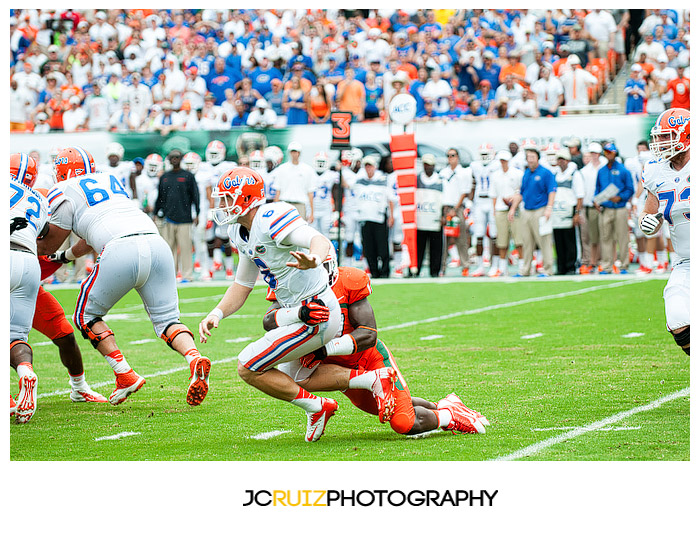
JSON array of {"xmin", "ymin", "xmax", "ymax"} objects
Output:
[{"xmin": 264, "ymin": 253, "xmax": 489, "ymax": 435}]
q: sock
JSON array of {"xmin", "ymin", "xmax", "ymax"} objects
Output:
[
  {"xmin": 69, "ymin": 372, "xmax": 86, "ymax": 388},
  {"xmin": 224, "ymin": 255, "xmax": 234, "ymax": 271},
  {"xmin": 348, "ymin": 369, "xmax": 376, "ymax": 390},
  {"xmin": 500, "ymin": 257, "xmax": 508, "ymax": 272},
  {"xmin": 105, "ymin": 350, "xmax": 131, "ymax": 374},
  {"xmin": 213, "ymin": 248, "xmax": 223, "ymax": 265},
  {"xmin": 437, "ymin": 408, "xmax": 452, "ymax": 428},
  {"xmin": 184, "ymin": 347, "xmax": 201, "ymax": 365},
  {"xmin": 290, "ymin": 387, "xmax": 322, "ymax": 413},
  {"xmin": 17, "ymin": 362, "xmax": 34, "ymax": 378},
  {"xmin": 657, "ymin": 250, "xmax": 667, "ymax": 264}
]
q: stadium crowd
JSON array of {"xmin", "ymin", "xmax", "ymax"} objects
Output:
[{"xmin": 10, "ymin": 8, "xmax": 691, "ymax": 133}]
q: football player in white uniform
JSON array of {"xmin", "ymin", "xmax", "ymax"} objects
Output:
[
  {"xmin": 202, "ymin": 140, "xmax": 237, "ymax": 279},
  {"xmin": 262, "ymin": 146, "xmax": 284, "ymax": 202},
  {"xmin": 469, "ymin": 143, "xmax": 499, "ymax": 276},
  {"xmin": 339, "ymin": 148, "xmax": 363, "ymax": 261},
  {"xmin": 10, "ymin": 153, "xmax": 51, "ymax": 423},
  {"xmin": 97, "ymin": 142, "xmax": 137, "ymax": 203},
  {"xmin": 311, "ymin": 151, "xmax": 338, "ymax": 238},
  {"xmin": 199, "ymin": 167, "xmax": 348, "ymax": 442},
  {"xmin": 37, "ymin": 146, "xmax": 212, "ymax": 406},
  {"xmin": 638, "ymin": 108, "xmax": 690, "ymax": 355},
  {"xmin": 136, "ymin": 153, "xmax": 163, "ymax": 215},
  {"xmin": 183, "ymin": 151, "xmax": 215, "ymax": 280}
]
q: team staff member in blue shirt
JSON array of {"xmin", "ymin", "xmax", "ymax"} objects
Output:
[
  {"xmin": 593, "ymin": 142, "xmax": 635, "ymax": 274},
  {"xmin": 509, "ymin": 144, "xmax": 557, "ymax": 276}
]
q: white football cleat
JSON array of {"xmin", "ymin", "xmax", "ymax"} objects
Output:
[
  {"xmin": 15, "ymin": 373, "xmax": 38, "ymax": 424},
  {"xmin": 70, "ymin": 384, "xmax": 108, "ymax": 403},
  {"xmin": 470, "ymin": 266, "xmax": 486, "ymax": 277},
  {"xmin": 109, "ymin": 369, "xmax": 146, "ymax": 405},
  {"xmin": 186, "ymin": 356, "xmax": 211, "ymax": 406},
  {"xmin": 371, "ymin": 367, "xmax": 398, "ymax": 423},
  {"xmin": 438, "ymin": 393, "xmax": 490, "ymax": 430},
  {"xmin": 305, "ymin": 397, "xmax": 338, "ymax": 442}
]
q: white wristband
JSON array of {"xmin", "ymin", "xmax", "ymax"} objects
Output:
[
  {"xmin": 275, "ymin": 306, "xmax": 302, "ymax": 327},
  {"xmin": 65, "ymin": 248, "xmax": 77, "ymax": 261},
  {"xmin": 325, "ymin": 334, "xmax": 356, "ymax": 356},
  {"xmin": 210, "ymin": 307, "xmax": 224, "ymax": 321}
]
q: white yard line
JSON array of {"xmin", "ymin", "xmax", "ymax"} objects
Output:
[
  {"xmin": 248, "ymin": 430, "xmax": 292, "ymax": 440},
  {"xmin": 493, "ymin": 387, "xmax": 690, "ymax": 461},
  {"xmin": 36, "ymin": 279, "xmax": 645, "ymax": 400},
  {"xmin": 94, "ymin": 431, "xmax": 142, "ymax": 441},
  {"xmin": 521, "ymin": 333, "xmax": 544, "ymax": 340},
  {"xmin": 380, "ymin": 280, "xmax": 643, "ymax": 332}
]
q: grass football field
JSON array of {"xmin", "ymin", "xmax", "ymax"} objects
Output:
[{"xmin": 10, "ymin": 276, "xmax": 689, "ymax": 461}]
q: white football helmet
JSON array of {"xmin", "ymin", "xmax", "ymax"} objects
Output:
[
  {"xmin": 313, "ymin": 151, "xmax": 330, "ymax": 173},
  {"xmin": 249, "ymin": 150, "xmax": 265, "ymax": 171},
  {"xmin": 183, "ymin": 151, "xmax": 202, "ymax": 174},
  {"xmin": 145, "ymin": 153, "xmax": 164, "ymax": 178},
  {"xmin": 206, "ymin": 140, "xmax": 227, "ymax": 165},
  {"xmin": 543, "ymin": 142, "xmax": 561, "ymax": 165},
  {"xmin": 341, "ymin": 148, "xmax": 363, "ymax": 167},
  {"xmin": 263, "ymin": 146, "xmax": 284, "ymax": 166},
  {"xmin": 106, "ymin": 142, "xmax": 125, "ymax": 160},
  {"xmin": 477, "ymin": 143, "xmax": 495, "ymax": 163}
]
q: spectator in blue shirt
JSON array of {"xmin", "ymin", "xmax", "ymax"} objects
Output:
[
  {"xmin": 477, "ymin": 51, "xmax": 501, "ymax": 89},
  {"xmin": 206, "ymin": 56, "xmax": 243, "ymax": 105},
  {"xmin": 319, "ymin": 56, "xmax": 345, "ymax": 86},
  {"xmin": 363, "ymin": 71, "xmax": 383, "ymax": 120},
  {"xmin": 248, "ymin": 55, "xmax": 282, "ymax": 96},
  {"xmin": 624, "ymin": 64, "xmax": 647, "ymax": 114},
  {"xmin": 594, "ymin": 142, "xmax": 635, "ymax": 274},
  {"xmin": 511, "ymin": 145, "xmax": 557, "ymax": 276},
  {"xmin": 416, "ymin": 99, "xmax": 445, "ymax": 121},
  {"xmin": 409, "ymin": 67, "xmax": 428, "ymax": 115},
  {"xmin": 263, "ymin": 78, "xmax": 285, "ymax": 116},
  {"xmin": 474, "ymin": 80, "xmax": 496, "ymax": 115},
  {"xmin": 465, "ymin": 98, "xmax": 488, "ymax": 119}
]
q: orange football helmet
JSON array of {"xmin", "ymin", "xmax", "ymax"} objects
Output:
[
  {"xmin": 650, "ymin": 108, "xmax": 690, "ymax": 162},
  {"xmin": 10, "ymin": 153, "xmax": 38, "ymax": 188},
  {"xmin": 54, "ymin": 147, "xmax": 95, "ymax": 182},
  {"xmin": 211, "ymin": 167, "xmax": 266, "ymax": 224}
]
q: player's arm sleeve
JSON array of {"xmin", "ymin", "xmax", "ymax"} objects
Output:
[
  {"xmin": 234, "ymin": 254, "xmax": 259, "ymax": 288},
  {"xmin": 48, "ymin": 196, "xmax": 75, "ymax": 230}
]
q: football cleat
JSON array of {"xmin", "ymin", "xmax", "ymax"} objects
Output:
[
  {"xmin": 109, "ymin": 369, "xmax": 146, "ymax": 405},
  {"xmin": 489, "ymin": 268, "xmax": 503, "ymax": 278},
  {"xmin": 212, "ymin": 261, "xmax": 223, "ymax": 272},
  {"xmin": 655, "ymin": 262, "xmax": 668, "ymax": 274},
  {"xmin": 70, "ymin": 385, "xmax": 109, "ymax": 403},
  {"xmin": 305, "ymin": 397, "xmax": 338, "ymax": 442},
  {"xmin": 438, "ymin": 393, "xmax": 489, "ymax": 433},
  {"xmin": 15, "ymin": 373, "xmax": 38, "ymax": 424},
  {"xmin": 225, "ymin": 268, "xmax": 234, "ymax": 280},
  {"xmin": 637, "ymin": 266, "xmax": 653, "ymax": 274},
  {"xmin": 371, "ymin": 367, "xmax": 398, "ymax": 423},
  {"xmin": 470, "ymin": 267, "xmax": 486, "ymax": 277},
  {"xmin": 186, "ymin": 356, "xmax": 211, "ymax": 406},
  {"xmin": 461, "ymin": 268, "xmax": 470, "ymax": 277},
  {"xmin": 10, "ymin": 395, "xmax": 17, "ymax": 416}
]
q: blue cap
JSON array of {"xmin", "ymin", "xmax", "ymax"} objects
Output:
[
  {"xmin": 133, "ymin": 157, "xmax": 145, "ymax": 165},
  {"xmin": 603, "ymin": 142, "xmax": 618, "ymax": 153}
]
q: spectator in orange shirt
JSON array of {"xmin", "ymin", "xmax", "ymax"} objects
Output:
[
  {"xmin": 307, "ymin": 78, "xmax": 332, "ymax": 124},
  {"xmin": 667, "ymin": 65, "xmax": 690, "ymax": 110},
  {"xmin": 636, "ymin": 52, "xmax": 656, "ymax": 78},
  {"xmin": 168, "ymin": 12, "xmax": 192, "ymax": 43},
  {"xmin": 499, "ymin": 50, "xmax": 528, "ymax": 87},
  {"xmin": 336, "ymin": 67, "xmax": 366, "ymax": 121}
]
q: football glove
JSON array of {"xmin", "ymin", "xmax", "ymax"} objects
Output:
[
  {"xmin": 640, "ymin": 212, "xmax": 663, "ymax": 235},
  {"xmin": 299, "ymin": 345, "xmax": 328, "ymax": 368},
  {"xmin": 10, "ymin": 216, "xmax": 28, "ymax": 234},
  {"xmin": 47, "ymin": 250, "xmax": 72, "ymax": 264},
  {"xmin": 298, "ymin": 298, "xmax": 329, "ymax": 325}
]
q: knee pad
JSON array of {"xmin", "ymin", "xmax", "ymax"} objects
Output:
[
  {"xmin": 671, "ymin": 325, "xmax": 690, "ymax": 351},
  {"xmin": 390, "ymin": 411, "xmax": 415, "ymax": 435},
  {"xmin": 79, "ymin": 317, "xmax": 115, "ymax": 349},
  {"xmin": 160, "ymin": 322, "xmax": 193, "ymax": 349}
]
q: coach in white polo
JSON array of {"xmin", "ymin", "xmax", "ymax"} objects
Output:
[{"xmin": 272, "ymin": 141, "xmax": 316, "ymax": 222}]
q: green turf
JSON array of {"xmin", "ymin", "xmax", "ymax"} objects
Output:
[{"xmin": 10, "ymin": 278, "xmax": 689, "ymax": 461}]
